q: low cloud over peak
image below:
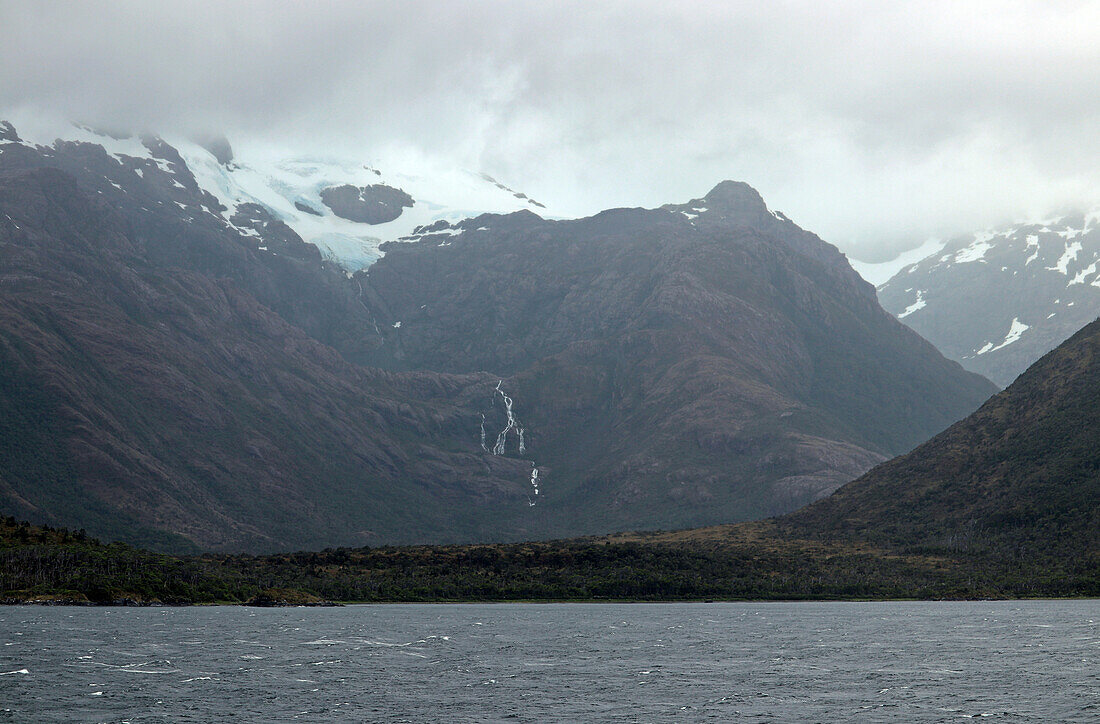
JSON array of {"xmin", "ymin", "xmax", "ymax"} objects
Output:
[{"xmin": 2, "ymin": 0, "xmax": 1098, "ymax": 260}]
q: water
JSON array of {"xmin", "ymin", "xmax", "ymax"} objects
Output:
[{"xmin": 1, "ymin": 601, "xmax": 1096, "ymax": 722}]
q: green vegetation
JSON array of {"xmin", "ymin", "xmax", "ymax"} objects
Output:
[
  {"xmin": 0, "ymin": 517, "xmax": 247, "ymax": 604},
  {"xmin": 2, "ymin": 517, "xmax": 1095, "ymax": 605}
]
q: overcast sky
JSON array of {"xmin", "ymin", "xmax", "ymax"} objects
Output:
[{"xmin": 2, "ymin": 1, "xmax": 1098, "ymax": 261}]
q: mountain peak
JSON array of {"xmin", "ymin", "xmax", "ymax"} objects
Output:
[
  {"xmin": 0, "ymin": 120, "xmax": 19, "ymax": 143},
  {"xmin": 703, "ymin": 180, "xmax": 769, "ymax": 214}
]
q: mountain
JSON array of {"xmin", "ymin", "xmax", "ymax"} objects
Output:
[
  {"xmin": 1, "ymin": 119, "xmax": 547, "ymax": 270},
  {"xmin": 349, "ymin": 180, "xmax": 996, "ymax": 534},
  {"xmin": 876, "ymin": 211, "xmax": 1100, "ymax": 386},
  {"xmin": 781, "ymin": 315, "xmax": 1100, "ymax": 560},
  {"xmin": 0, "ymin": 166, "xmax": 538, "ymax": 552},
  {"xmin": 0, "ymin": 120, "xmax": 996, "ymax": 551}
]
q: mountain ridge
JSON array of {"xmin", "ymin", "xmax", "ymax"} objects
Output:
[{"xmin": 877, "ymin": 211, "xmax": 1100, "ymax": 386}]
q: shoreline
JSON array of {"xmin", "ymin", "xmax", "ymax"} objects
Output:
[{"xmin": 4, "ymin": 594, "xmax": 1097, "ymax": 608}]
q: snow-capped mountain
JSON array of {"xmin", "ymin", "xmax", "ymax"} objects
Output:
[
  {"xmin": 875, "ymin": 211, "xmax": 1100, "ymax": 386},
  {"xmin": 2, "ymin": 116, "xmax": 549, "ymax": 270}
]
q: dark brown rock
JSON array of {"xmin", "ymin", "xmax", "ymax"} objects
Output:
[
  {"xmin": 191, "ymin": 133, "xmax": 234, "ymax": 165},
  {"xmin": 319, "ymin": 183, "xmax": 413, "ymax": 224},
  {"xmin": 294, "ymin": 200, "xmax": 323, "ymax": 216}
]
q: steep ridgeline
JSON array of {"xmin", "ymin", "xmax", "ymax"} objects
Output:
[
  {"xmin": 0, "ymin": 120, "xmax": 995, "ymax": 551},
  {"xmin": 781, "ymin": 317, "xmax": 1100, "ymax": 562},
  {"xmin": 877, "ymin": 211, "xmax": 1100, "ymax": 386},
  {"xmin": 354, "ymin": 181, "xmax": 997, "ymax": 535}
]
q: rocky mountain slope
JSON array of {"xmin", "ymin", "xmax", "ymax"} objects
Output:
[
  {"xmin": 0, "ymin": 121, "xmax": 996, "ymax": 551},
  {"xmin": 782, "ymin": 316, "xmax": 1100, "ymax": 560},
  {"xmin": 350, "ymin": 181, "xmax": 996, "ymax": 534},
  {"xmin": 0, "ymin": 166, "xmax": 537, "ymax": 552},
  {"xmin": 876, "ymin": 212, "xmax": 1100, "ymax": 386}
]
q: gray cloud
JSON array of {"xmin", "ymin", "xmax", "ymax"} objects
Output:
[{"xmin": 2, "ymin": 1, "xmax": 1098, "ymax": 260}]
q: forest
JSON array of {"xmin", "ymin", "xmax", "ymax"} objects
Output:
[{"xmin": 2, "ymin": 517, "xmax": 1095, "ymax": 605}]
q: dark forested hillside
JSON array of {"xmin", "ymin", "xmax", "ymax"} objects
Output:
[{"xmin": 781, "ymin": 317, "xmax": 1100, "ymax": 562}]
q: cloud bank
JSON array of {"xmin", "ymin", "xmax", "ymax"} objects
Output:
[{"xmin": 2, "ymin": 1, "xmax": 1098, "ymax": 260}]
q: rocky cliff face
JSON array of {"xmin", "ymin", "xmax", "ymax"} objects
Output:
[{"xmin": 0, "ymin": 123, "xmax": 997, "ymax": 551}]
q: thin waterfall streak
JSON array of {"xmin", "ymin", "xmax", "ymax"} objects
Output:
[
  {"xmin": 527, "ymin": 467, "xmax": 540, "ymax": 506},
  {"xmin": 492, "ymin": 380, "xmax": 518, "ymax": 455},
  {"xmin": 356, "ymin": 279, "xmax": 381, "ymax": 336}
]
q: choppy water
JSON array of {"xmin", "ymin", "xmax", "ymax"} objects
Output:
[{"xmin": 1, "ymin": 601, "xmax": 1097, "ymax": 722}]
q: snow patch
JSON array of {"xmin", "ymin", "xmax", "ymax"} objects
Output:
[
  {"xmin": 953, "ymin": 238, "xmax": 993, "ymax": 264},
  {"xmin": 1024, "ymin": 234, "xmax": 1040, "ymax": 265},
  {"xmin": 1068, "ymin": 261, "xmax": 1098, "ymax": 286},
  {"xmin": 3, "ymin": 116, "xmax": 559, "ymax": 271},
  {"xmin": 1057, "ymin": 225, "xmax": 1086, "ymax": 240},
  {"xmin": 898, "ymin": 290, "xmax": 927, "ymax": 318},
  {"xmin": 977, "ymin": 318, "xmax": 1030, "ymax": 355},
  {"xmin": 1045, "ymin": 241, "xmax": 1082, "ymax": 275},
  {"xmin": 6, "ymin": 116, "xmax": 157, "ymax": 168}
]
